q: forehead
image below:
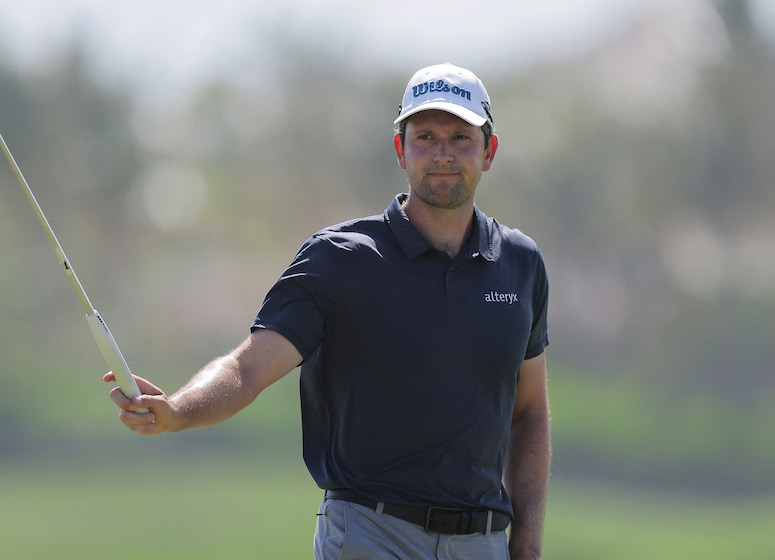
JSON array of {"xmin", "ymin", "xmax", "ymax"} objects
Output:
[{"xmin": 405, "ymin": 110, "xmax": 479, "ymax": 131}]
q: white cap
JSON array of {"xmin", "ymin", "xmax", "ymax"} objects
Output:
[{"xmin": 394, "ymin": 63, "xmax": 493, "ymax": 127}]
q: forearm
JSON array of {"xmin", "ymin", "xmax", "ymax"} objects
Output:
[
  {"xmin": 168, "ymin": 353, "xmax": 260, "ymax": 431},
  {"xmin": 108, "ymin": 330, "xmax": 300, "ymax": 436},
  {"xmin": 504, "ymin": 410, "xmax": 551, "ymax": 560}
]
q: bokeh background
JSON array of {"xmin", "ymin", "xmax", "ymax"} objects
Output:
[{"xmin": 1, "ymin": 0, "xmax": 773, "ymax": 558}]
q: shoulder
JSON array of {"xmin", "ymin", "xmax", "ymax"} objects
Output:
[
  {"xmin": 488, "ymin": 215, "xmax": 544, "ymax": 262},
  {"xmin": 298, "ymin": 212, "xmax": 390, "ymax": 259}
]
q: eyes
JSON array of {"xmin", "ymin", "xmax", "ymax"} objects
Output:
[{"xmin": 415, "ymin": 132, "xmax": 474, "ymax": 142}]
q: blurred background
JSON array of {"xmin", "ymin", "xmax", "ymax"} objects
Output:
[{"xmin": 1, "ymin": 0, "xmax": 773, "ymax": 558}]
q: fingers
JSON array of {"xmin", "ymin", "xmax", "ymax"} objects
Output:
[
  {"xmin": 118, "ymin": 408, "xmax": 161, "ymax": 435},
  {"xmin": 108, "ymin": 386, "xmax": 141, "ymax": 411},
  {"xmin": 104, "ymin": 372, "xmax": 163, "ymax": 396},
  {"xmin": 114, "ymin": 394, "xmax": 169, "ymax": 435},
  {"xmin": 105, "ymin": 372, "xmax": 172, "ymax": 435}
]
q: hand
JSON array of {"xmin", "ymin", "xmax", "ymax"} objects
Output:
[{"xmin": 103, "ymin": 372, "xmax": 177, "ymax": 435}]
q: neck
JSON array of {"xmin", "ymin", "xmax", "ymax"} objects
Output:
[{"xmin": 402, "ymin": 194, "xmax": 474, "ymax": 259}]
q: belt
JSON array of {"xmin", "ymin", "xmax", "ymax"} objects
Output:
[{"xmin": 324, "ymin": 489, "xmax": 511, "ymax": 535}]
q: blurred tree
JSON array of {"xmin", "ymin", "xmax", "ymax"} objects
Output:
[{"xmin": 1, "ymin": 3, "xmax": 773, "ymax": 492}]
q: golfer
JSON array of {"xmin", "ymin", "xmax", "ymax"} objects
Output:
[{"xmin": 107, "ymin": 63, "xmax": 551, "ymax": 560}]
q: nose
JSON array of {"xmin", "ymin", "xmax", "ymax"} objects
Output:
[{"xmin": 433, "ymin": 139, "xmax": 453, "ymax": 164}]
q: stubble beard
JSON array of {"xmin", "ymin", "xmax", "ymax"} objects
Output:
[{"xmin": 413, "ymin": 174, "xmax": 473, "ymax": 210}]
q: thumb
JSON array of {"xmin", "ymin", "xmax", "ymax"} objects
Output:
[
  {"xmin": 133, "ymin": 393, "xmax": 166, "ymax": 411},
  {"xmin": 132, "ymin": 375, "xmax": 166, "ymax": 397}
]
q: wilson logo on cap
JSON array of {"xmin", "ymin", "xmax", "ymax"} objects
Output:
[{"xmin": 412, "ymin": 80, "xmax": 472, "ymax": 101}]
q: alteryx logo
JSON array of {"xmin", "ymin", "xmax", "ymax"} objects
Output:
[
  {"xmin": 484, "ymin": 291, "xmax": 520, "ymax": 304},
  {"xmin": 413, "ymin": 80, "xmax": 472, "ymax": 101}
]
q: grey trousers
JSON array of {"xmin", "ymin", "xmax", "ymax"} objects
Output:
[{"xmin": 314, "ymin": 498, "xmax": 510, "ymax": 560}]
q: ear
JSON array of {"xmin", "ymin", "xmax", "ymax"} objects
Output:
[
  {"xmin": 482, "ymin": 134, "xmax": 498, "ymax": 172},
  {"xmin": 393, "ymin": 133, "xmax": 407, "ymax": 170}
]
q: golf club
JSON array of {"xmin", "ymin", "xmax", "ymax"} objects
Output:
[{"xmin": 0, "ymin": 130, "xmax": 148, "ymax": 413}]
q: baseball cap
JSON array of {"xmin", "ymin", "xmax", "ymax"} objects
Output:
[{"xmin": 394, "ymin": 63, "xmax": 493, "ymax": 127}]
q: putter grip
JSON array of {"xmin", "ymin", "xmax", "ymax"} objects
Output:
[{"xmin": 86, "ymin": 311, "xmax": 149, "ymax": 413}]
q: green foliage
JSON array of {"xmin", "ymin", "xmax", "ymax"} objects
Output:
[{"xmin": 550, "ymin": 366, "xmax": 775, "ymax": 490}]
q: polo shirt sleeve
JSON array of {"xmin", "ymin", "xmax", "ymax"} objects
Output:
[
  {"xmin": 524, "ymin": 248, "xmax": 550, "ymax": 360},
  {"xmin": 250, "ymin": 235, "xmax": 333, "ymax": 361}
]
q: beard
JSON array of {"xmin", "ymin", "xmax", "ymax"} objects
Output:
[{"xmin": 412, "ymin": 171, "xmax": 474, "ymax": 210}]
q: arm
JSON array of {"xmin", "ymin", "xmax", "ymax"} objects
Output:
[
  {"xmin": 504, "ymin": 351, "xmax": 551, "ymax": 560},
  {"xmin": 105, "ymin": 328, "xmax": 302, "ymax": 435}
]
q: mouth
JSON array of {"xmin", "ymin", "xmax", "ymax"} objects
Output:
[{"xmin": 425, "ymin": 169, "xmax": 462, "ymax": 179}]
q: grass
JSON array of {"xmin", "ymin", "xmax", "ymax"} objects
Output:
[
  {"xmin": 0, "ymin": 447, "xmax": 320, "ymax": 560},
  {"xmin": 544, "ymin": 480, "xmax": 775, "ymax": 560},
  {"xmin": 2, "ymin": 369, "xmax": 773, "ymax": 559},
  {"xmin": 1, "ymin": 445, "xmax": 773, "ymax": 560}
]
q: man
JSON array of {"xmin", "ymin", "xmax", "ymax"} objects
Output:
[{"xmin": 106, "ymin": 63, "xmax": 551, "ymax": 560}]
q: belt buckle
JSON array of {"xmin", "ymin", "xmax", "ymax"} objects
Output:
[{"xmin": 424, "ymin": 506, "xmax": 471, "ymax": 534}]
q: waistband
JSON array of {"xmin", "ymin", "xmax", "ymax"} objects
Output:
[{"xmin": 324, "ymin": 489, "xmax": 511, "ymax": 535}]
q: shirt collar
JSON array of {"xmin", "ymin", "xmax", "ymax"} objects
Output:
[{"xmin": 385, "ymin": 193, "xmax": 498, "ymax": 262}]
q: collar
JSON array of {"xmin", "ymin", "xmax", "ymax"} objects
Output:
[{"xmin": 385, "ymin": 193, "xmax": 498, "ymax": 262}]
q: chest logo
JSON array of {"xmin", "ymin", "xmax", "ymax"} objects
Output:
[{"xmin": 484, "ymin": 291, "xmax": 520, "ymax": 304}]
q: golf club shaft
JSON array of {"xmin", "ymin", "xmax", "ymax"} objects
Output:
[{"xmin": 0, "ymin": 131, "xmax": 147, "ymax": 412}]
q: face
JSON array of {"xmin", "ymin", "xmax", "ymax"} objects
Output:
[{"xmin": 394, "ymin": 110, "xmax": 497, "ymax": 211}]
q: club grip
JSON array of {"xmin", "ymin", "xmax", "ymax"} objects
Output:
[{"xmin": 86, "ymin": 311, "xmax": 149, "ymax": 413}]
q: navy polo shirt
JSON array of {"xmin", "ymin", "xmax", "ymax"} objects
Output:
[{"xmin": 252, "ymin": 194, "xmax": 549, "ymax": 517}]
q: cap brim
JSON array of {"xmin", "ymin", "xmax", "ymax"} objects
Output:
[{"xmin": 394, "ymin": 102, "xmax": 488, "ymax": 127}]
